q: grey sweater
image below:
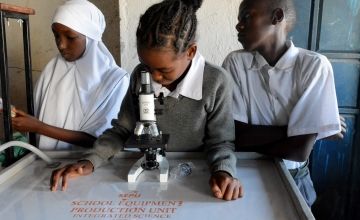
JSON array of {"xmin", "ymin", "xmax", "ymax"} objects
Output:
[{"xmin": 84, "ymin": 62, "xmax": 237, "ymax": 176}]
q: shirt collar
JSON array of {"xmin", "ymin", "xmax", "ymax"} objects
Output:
[
  {"xmin": 152, "ymin": 51, "xmax": 205, "ymax": 100},
  {"xmin": 248, "ymin": 40, "xmax": 299, "ymax": 70}
]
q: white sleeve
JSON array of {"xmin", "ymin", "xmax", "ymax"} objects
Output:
[
  {"xmin": 288, "ymin": 55, "xmax": 341, "ymax": 139},
  {"xmin": 222, "ymin": 53, "xmax": 248, "ymax": 123}
]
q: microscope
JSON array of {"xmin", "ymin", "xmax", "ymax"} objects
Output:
[{"xmin": 125, "ymin": 71, "xmax": 170, "ymax": 183}]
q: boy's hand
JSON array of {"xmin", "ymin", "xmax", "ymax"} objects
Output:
[
  {"xmin": 337, "ymin": 115, "xmax": 347, "ymax": 139},
  {"xmin": 12, "ymin": 109, "xmax": 43, "ymax": 132},
  {"xmin": 209, "ymin": 171, "xmax": 243, "ymax": 200},
  {"xmin": 50, "ymin": 161, "xmax": 94, "ymax": 192},
  {"xmin": 324, "ymin": 115, "xmax": 347, "ymax": 140}
]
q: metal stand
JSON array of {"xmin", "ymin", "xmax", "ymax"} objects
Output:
[
  {"xmin": 126, "ymin": 134, "xmax": 170, "ymax": 183},
  {"xmin": 128, "ymin": 152, "xmax": 169, "ymax": 183},
  {"xmin": 0, "ymin": 3, "xmax": 35, "ymax": 166}
]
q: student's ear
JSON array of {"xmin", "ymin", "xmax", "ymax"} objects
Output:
[
  {"xmin": 186, "ymin": 44, "xmax": 197, "ymax": 60},
  {"xmin": 271, "ymin": 8, "xmax": 284, "ymax": 25}
]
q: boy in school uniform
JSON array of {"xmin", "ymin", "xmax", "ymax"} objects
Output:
[{"xmin": 222, "ymin": 0, "xmax": 344, "ymax": 206}]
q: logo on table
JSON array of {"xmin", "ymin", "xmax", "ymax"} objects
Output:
[{"xmin": 119, "ymin": 191, "xmax": 141, "ymax": 201}]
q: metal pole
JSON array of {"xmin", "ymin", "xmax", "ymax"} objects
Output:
[
  {"xmin": 0, "ymin": 11, "xmax": 14, "ymax": 166},
  {"xmin": 22, "ymin": 16, "xmax": 36, "ymax": 146}
]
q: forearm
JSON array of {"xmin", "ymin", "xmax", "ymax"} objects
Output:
[
  {"xmin": 84, "ymin": 131, "xmax": 125, "ymax": 169},
  {"xmin": 206, "ymin": 142, "xmax": 237, "ymax": 177},
  {"xmin": 235, "ymin": 121, "xmax": 288, "ymax": 147},
  {"xmin": 37, "ymin": 122, "xmax": 96, "ymax": 147},
  {"xmin": 239, "ymin": 134, "xmax": 317, "ymax": 162}
]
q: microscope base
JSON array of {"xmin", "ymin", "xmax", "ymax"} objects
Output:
[{"xmin": 128, "ymin": 154, "xmax": 169, "ymax": 183}]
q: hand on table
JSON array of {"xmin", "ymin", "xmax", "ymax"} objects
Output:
[
  {"xmin": 209, "ymin": 171, "xmax": 244, "ymax": 200},
  {"xmin": 50, "ymin": 160, "xmax": 94, "ymax": 191}
]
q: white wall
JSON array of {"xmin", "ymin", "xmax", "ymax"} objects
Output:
[
  {"xmin": 119, "ymin": 0, "xmax": 243, "ymax": 72},
  {"xmin": 1, "ymin": 0, "xmax": 66, "ymax": 113}
]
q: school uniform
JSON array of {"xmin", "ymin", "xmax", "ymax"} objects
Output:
[
  {"xmin": 222, "ymin": 40, "xmax": 341, "ymax": 206},
  {"xmin": 85, "ymin": 51, "xmax": 237, "ymax": 177},
  {"xmin": 35, "ymin": 0, "xmax": 130, "ymax": 150}
]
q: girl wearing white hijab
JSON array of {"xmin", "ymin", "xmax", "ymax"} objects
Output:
[{"xmin": 12, "ymin": 0, "xmax": 129, "ymax": 150}]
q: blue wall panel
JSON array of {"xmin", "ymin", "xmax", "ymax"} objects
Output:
[
  {"xmin": 319, "ymin": 0, "xmax": 360, "ymax": 52},
  {"xmin": 288, "ymin": 0, "xmax": 312, "ymax": 49},
  {"xmin": 331, "ymin": 60, "xmax": 360, "ymax": 108}
]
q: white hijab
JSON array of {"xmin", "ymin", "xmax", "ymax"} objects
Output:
[{"xmin": 34, "ymin": 0, "xmax": 129, "ymax": 150}]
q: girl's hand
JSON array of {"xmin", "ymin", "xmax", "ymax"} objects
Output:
[
  {"xmin": 209, "ymin": 171, "xmax": 244, "ymax": 200},
  {"xmin": 12, "ymin": 109, "xmax": 42, "ymax": 133},
  {"xmin": 50, "ymin": 161, "xmax": 94, "ymax": 192}
]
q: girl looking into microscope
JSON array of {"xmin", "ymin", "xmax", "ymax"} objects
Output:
[{"xmin": 51, "ymin": 0, "xmax": 243, "ymax": 201}]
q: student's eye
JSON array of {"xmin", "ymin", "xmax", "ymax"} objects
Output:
[
  {"xmin": 243, "ymin": 13, "xmax": 250, "ymax": 21},
  {"xmin": 67, "ymin": 36, "xmax": 78, "ymax": 40},
  {"xmin": 160, "ymin": 70, "xmax": 173, "ymax": 74}
]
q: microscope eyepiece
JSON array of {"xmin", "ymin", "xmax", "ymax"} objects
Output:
[{"xmin": 140, "ymin": 71, "xmax": 152, "ymax": 94}]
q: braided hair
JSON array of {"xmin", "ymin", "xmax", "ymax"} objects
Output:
[{"xmin": 136, "ymin": 0, "xmax": 203, "ymax": 54}]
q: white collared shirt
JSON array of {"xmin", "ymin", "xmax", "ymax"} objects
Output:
[
  {"xmin": 152, "ymin": 51, "xmax": 205, "ymax": 100},
  {"xmin": 223, "ymin": 41, "xmax": 341, "ymax": 169}
]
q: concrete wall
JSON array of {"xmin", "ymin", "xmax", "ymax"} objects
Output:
[
  {"xmin": 3, "ymin": 0, "xmax": 64, "ymax": 111},
  {"xmin": 119, "ymin": 0, "xmax": 242, "ymax": 72}
]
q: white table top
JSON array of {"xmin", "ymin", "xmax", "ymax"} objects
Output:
[{"xmin": 0, "ymin": 152, "xmax": 314, "ymax": 220}]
